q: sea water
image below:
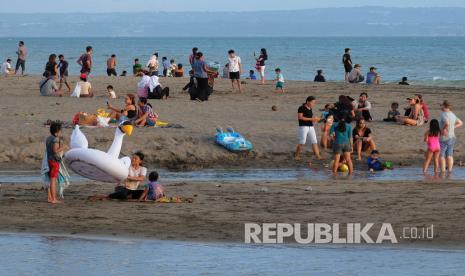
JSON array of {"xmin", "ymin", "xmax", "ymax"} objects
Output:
[
  {"xmin": 1, "ymin": 167, "xmax": 465, "ymax": 183},
  {"xmin": 0, "ymin": 233, "xmax": 464, "ymax": 275},
  {"xmin": 0, "ymin": 37, "xmax": 465, "ymax": 85}
]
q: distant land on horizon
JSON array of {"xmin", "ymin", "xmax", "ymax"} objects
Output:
[{"xmin": 1, "ymin": 7, "xmax": 465, "ymax": 37}]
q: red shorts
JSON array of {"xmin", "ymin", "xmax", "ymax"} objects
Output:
[{"xmin": 48, "ymin": 160, "xmax": 60, "ymax": 179}]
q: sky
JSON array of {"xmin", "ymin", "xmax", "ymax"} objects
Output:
[{"xmin": 1, "ymin": 0, "xmax": 465, "ymax": 13}]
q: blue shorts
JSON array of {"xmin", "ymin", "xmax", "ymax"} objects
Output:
[
  {"xmin": 440, "ymin": 138, "xmax": 456, "ymax": 158},
  {"xmin": 146, "ymin": 118, "xmax": 155, "ymax": 127},
  {"xmin": 276, "ymin": 81, "xmax": 284, "ymax": 89}
]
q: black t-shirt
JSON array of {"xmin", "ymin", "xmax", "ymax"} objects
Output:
[
  {"xmin": 342, "ymin": 53, "xmax": 352, "ymax": 66},
  {"xmin": 298, "ymin": 104, "xmax": 314, "ymax": 127},
  {"xmin": 314, "ymin": 75, "xmax": 326, "ymax": 82},
  {"xmin": 258, "ymin": 54, "xmax": 267, "ymax": 66},
  {"xmin": 352, "ymin": 127, "xmax": 372, "ymax": 140},
  {"xmin": 59, "ymin": 60, "xmax": 69, "ymax": 76}
]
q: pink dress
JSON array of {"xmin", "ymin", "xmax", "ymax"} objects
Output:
[{"xmin": 427, "ymin": 135, "xmax": 440, "ymax": 152}]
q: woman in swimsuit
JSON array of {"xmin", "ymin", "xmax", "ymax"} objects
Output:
[{"xmin": 107, "ymin": 93, "xmax": 137, "ymax": 123}]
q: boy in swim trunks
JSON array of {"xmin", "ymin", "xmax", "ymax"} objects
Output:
[{"xmin": 45, "ymin": 122, "xmax": 68, "ymax": 204}]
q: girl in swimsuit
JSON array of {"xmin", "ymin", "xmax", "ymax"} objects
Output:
[{"xmin": 423, "ymin": 119, "xmax": 441, "ymax": 174}]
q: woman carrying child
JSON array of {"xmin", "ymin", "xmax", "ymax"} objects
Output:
[{"xmin": 423, "ymin": 119, "xmax": 441, "ymax": 174}]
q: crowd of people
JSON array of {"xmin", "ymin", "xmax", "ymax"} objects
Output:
[
  {"xmin": 2, "ymin": 40, "xmax": 461, "ymax": 203},
  {"xmin": 296, "ymin": 94, "xmax": 462, "ymax": 176}
]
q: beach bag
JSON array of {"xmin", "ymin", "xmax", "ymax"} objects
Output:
[{"xmin": 71, "ymin": 83, "xmax": 81, "ymax": 98}]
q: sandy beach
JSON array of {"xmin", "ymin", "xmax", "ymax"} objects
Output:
[
  {"xmin": 0, "ymin": 75, "xmax": 464, "ymax": 169},
  {"xmin": 1, "ymin": 76, "xmax": 465, "ymax": 246}
]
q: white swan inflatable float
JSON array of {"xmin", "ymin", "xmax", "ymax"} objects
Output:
[{"xmin": 64, "ymin": 122, "xmax": 134, "ymax": 183}]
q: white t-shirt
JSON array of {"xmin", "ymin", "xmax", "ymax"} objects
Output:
[
  {"xmin": 228, "ymin": 56, "xmax": 241, "ymax": 73},
  {"xmin": 108, "ymin": 90, "xmax": 116, "ymax": 99},
  {"xmin": 440, "ymin": 111, "xmax": 459, "ymax": 141},
  {"xmin": 1, "ymin": 62, "xmax": 11, "ymax": 75},
  {"xmin": 123, "ymin": 166, "xmax": 147, "ymax": 190}
]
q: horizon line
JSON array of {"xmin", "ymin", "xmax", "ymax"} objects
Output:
[{"xmin": 1, "ymin": 6, "xmax": 465, "ymax": 14}]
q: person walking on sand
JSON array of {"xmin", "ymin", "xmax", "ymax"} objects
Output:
[
  {"xmin": 228, "ymin": 49, "xmax": 243, "ymax": 93},
  {"xmin": 58, "ymin": 54, "xmax": 71, "ymax": 92},
  {"xmin": 106, "ymin": 54, "xmax": 117, "ymax": 76},
  {"xmin": 77, "ymin": 46, "xmax": 93, "ymax": 75},
  {"xmin": 15, "ymin": 41, "xmax": 27, "ymax": 75},
  {"xmin": 255, "ymin": 48, "xmax": 268, "ymax": 85},
  {"xmin": 342, "ymin": 48, "xmax": 352, "ymax": 82},
  {"xmin": 439, "ymin": 100, "xmax": 463, "ymax": 173},
  {"xmin": 295, "ymin": 96, "xmax": 322, "ymax": 160},
  {"xmin": 423, "ymin": 119, "xmax": 441, "ymax": 174}
]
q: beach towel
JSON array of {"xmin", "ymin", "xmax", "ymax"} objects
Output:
[
  {"xmin": 41, "ymin": 151, "xmax": 70, "ymax": 198},
  {"xmin": 155, "ymin": 120, "xmax": 184, "ymax": 129}
]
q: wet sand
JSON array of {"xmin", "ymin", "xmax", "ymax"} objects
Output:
[
  {"xmin": 1, "ymin": 180, "xmax": 465, "ymax": 247},
  {"xmin": 1, "ymin": 76, "xmax": 465, "ymax": 247}
]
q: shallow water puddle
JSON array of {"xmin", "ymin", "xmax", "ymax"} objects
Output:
[
  {"xmin": 1, "ymin": 167, "xmax": 465, "ymax": 184},
  {"xmin": 0, "ymin": 233, "xmax": 464, "ymax": 275}
]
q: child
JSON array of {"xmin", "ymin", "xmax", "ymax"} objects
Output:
[
  {"xmin": 274, "ymin": 68, "xmax": 285, "ymax": 93},
  {"xmin": 320, "ymin": 103, "xmax": 334, "ymax": 119},
  {"xmin": 423, "ymin": 119, "xmax": 441, "ymax": 174},
  {"xmin": 249, "ymin": 70, "xmax": 257, "ymax": 80},
  {"xmin": 139, "ymin": 171, "xmax": 165, "ymax": 201},
  {"xmin": 314, "ymin": 69, "xmax": 326, "ymax": 82},
  {"xmin": 320, "ymin": 114, "xmax": 334, "ymax": 150},
  {"xmin": 383, "ymin": 102, "xmax": 400, "ymax": 122},
  {"xmin": 367, "ymin": 150, "xmax": 384, "ymax": 172},
  {"xmin": 45, "ymin": 122, "xmax": 68, "ymax": 204},
  {"xmin": 107, "ymin": 85, "xmax": 116, "ymax": 99},
  {"xmin": 183, "ymin": 70, "xmax": 198, "ymax": 100},
  {"xmin": 162, "ymin": 57, "xmax": 170, "ymax": 77}
]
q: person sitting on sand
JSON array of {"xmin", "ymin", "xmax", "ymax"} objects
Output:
[
  {"xmin": 367, "ymin": 150, "xmax": 384, "ymax": 172},
  {"xmin": 399, "ymin": 77, "xmax": 409, "ymax": 85},
  {"xmin": 148, "ymin": 72, "xmax": 170, "ymax": 100},
  {"xmin": 40, "ymin": 71, "xmax": 63, "ymax": 97},
  {"xmin": 183, "ymin": 70, "xmax": 198, "ymax": 100},
  {"xmin": 423, "ymin": 119, "xmax": 441, "ymax": 174},
  {"xmin": 74, "ymin": 73, "xmax": 93, "ymax": 98},
  {"xmin": 249, "ymin": 70, "xmax": 257, "ymax": 80},
  {"xmin": 175, "ymin": 64, "xmax": 184, "ymax": 77},
  {"xmin": 320, "ymin": 114, "xmax": 334, "ymax": 150},
  {"xmin": 314, "ymin": 69, "xmax": 326, "ymax": 82},
  {"xmin": 2, "ymin": 58, "xmax": 15, "ymax": 76},
  {"xmin": 44, "ymin": 54, "xmax": 59, "ymax": 78},
  {"xmin": 383, "ymin": 102, "xmax": 400, "ymax": 122},
  {"xmin": 353, "ymin": 118, "xmax": 376, "ymax": 161},
  {"xmin": 137, "ymin": 71, "xmax": 151, "ymax": 98},
  {"xmin": 107, "ymin": 93, "xmax": 137, "ymax": 123},
  {"xmin": 90, "ymin": 152, "xmax": 147, "ymax": 201},
  {"xmin": 330, "ymin": 117, "xmax": 354, "ymax": 174},
  {"xmin": 348, "ymin": 64, "xmax": 364, "ymax": 83},
  {"xmin": 139, "ymin": 171, "xmax": 165, "ymax": 201},
  {"xmin": 354, "ymin": 92, "xmax": 372, "ymax": 121},
  {"xmin": 45, "ymin": 122, "xmax": 68, "ymax": 204},
  {"xmin": 415, "ymin": 94, "xmax": 430, "ymax": 123},
  {"xmin": 366, "ymin": 67, "xmax": 381, "ymax": 85},
  {"xmin": 134, "ymin": 97, "xmax": 158, "ymax": 127},
  {"xmin": 396, "ymin": 97, "xmax": 424, "ymax": 126},
  {"xmin": 107, "ymin": 85, "xmax": 116, "ymax": 99}
]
